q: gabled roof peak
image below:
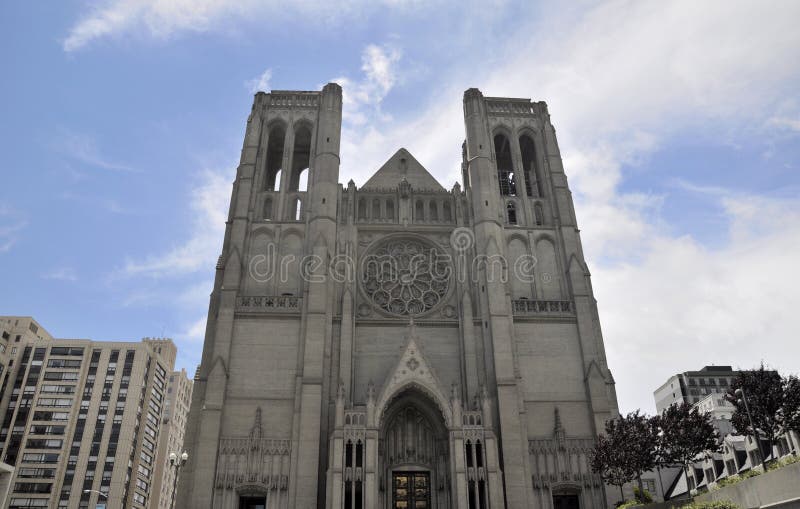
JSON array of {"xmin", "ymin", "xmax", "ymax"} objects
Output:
[{"xmin": 362, "ymin": 148, "xmax": 444, "ymax": 191}]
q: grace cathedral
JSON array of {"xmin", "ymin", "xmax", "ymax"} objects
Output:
[{"xmin": 176, "ymin": 84, "xmax": 620, "ymax": 509}]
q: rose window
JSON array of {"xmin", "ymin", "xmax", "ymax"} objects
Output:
[{"xmin": 361, "ymin": 238, "xmax": 451, "ymax": 316}]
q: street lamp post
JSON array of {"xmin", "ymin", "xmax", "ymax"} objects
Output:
[
  {"xmin": 734, "ymin": 387, "xmax": 766, "ymax": 471},
  {"xmin": 83, "ymin": 489, "xmax": 108, "ymax": 509},
  {"xmin": 169, "ymin": 450, "xmax": 189, "ymax": 509}
]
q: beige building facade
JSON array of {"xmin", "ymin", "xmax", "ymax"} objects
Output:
[
  {"xmin": 152, "ymin": 368, "xmax": 194, "ymax": 509},
  {"xmin": 178, "ymin": 85, "xmax": 619, "ymax": 509},
  {"xmin": 0, "ymin": 331, "xmax": 176, "ymax": 509}
]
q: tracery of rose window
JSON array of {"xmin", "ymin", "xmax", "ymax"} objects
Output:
[{"xmin": 361, "ymin": 238, "xmax": 451, "ymax": 316}]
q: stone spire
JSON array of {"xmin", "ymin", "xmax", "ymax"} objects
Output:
[
  {"xmin": 250, "ymin": 407, "xmax": 263, "ymax": 442},
  {"xmin": 554, "ymin": 407, "xmax": 566, "ymax": 449}
]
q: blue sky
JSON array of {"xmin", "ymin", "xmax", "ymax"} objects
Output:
[{"xmin": 1, "ymin": 0, "xmax": 799, "ymax": 413}]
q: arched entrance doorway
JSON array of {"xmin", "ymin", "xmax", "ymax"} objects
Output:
[{"xmin": 379, "ymin": 389, "xmax": 450, "ymax": 509}]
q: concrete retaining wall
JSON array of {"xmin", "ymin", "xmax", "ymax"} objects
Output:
[{"xmin": 695, "ymin": 461, "xmax": 800, "ymax": 509}]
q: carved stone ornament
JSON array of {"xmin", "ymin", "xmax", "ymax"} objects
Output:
[{"xmin": 361, "ymin": 237, "xmax": 452, "ymax": 317}]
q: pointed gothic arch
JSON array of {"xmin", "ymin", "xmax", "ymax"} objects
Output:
[
  {"xmin": 357, "ymin": 197, "xmax": 367, "ymax": 220},
  {"xmin": 429, "ymin": 200, "xmax": 439, "ymax": 221},
  {"xmin": 289, "ymin": 125, "xmax": 312, "ymax": 192},
  {"xmin": 415, "ymin": 199, "xmax": 425, "ymax": 222},
  {"xmin": 265, "ymin": 124, "xmax": 286, "ymax": 191},
  {"xmin": 263, "ymin": 196, "xmax": 273, "ymax": 220},
  {"xmin": 386, "ymin": 199, "xmax": 395, "ymax": 220},
  {"xmin": 534, "ymin": 201, "xmax": 544, "ymax": 226},
  {"xmin": 506, "ymin": 200, "xmax": 517, "ymax": 225},
  {"xmin": 372, "ymin": 198, "xmax": 381, "ymax": 220},
  {"xmin": 442, "ymin": 200, "xmax": 453, "ymax": 222},
  {"xmin": 494, "ymin": 132, "xmax": 516, "ymax": 196},
  {"xmin": 519, "ymin": 134, "xmax": 543, "ymax": 198},
  {"xmin": 378, "ymin": 387, "xmax": 451, "ymax": 509}
]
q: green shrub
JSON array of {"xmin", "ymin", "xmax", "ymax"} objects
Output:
[
  {"xmin": 711, "ymin": 454, "xmax": 799, "ymax": 490},
  {"xmin": 617, "ymin": 500, "xmax": 640, "ymax": 509},
  {"xmin": 683, "ymin": 500, "xmax": 740, "ymax": 509},
  {"xmin": 634, "ymin": 486, "xmax": 654, "ymax": 503},
  {"xmin": 767, "ymin": 454, "xmax": 800, "ymax": 471},
  {"xmin": 739, "ymin": 469, "xmax": 762, "ymax": 480},
  {"xmin": 717, "ymin": 474, "xmax": 742, "ymax": 487},
  {"xmin": 715, "ymin": 474, "xmax": 740, "ymax": 488}
]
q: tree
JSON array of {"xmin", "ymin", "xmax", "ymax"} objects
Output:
[
  {"xmin": 727, "ymin": 364, "xmax": 785, "ymax": 466},
  {"xmin": 591, "ymin": 411, "xmax": 659, "ymax": 502},
  {"xmin": 657, "ymin": 403, "xmax": 719, "ymax": 492},
  {"xmin": 783, "ymin": 375, "xmax": 800, "ymax": 435},
  {"xmin": 590, "ymin": 432, "xmax": 631, "ymax": 501}
]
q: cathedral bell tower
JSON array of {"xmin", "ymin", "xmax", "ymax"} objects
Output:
[
  {"xmin": 462, "ymin": 88, "xmax": 618, "ymax": 509},
  {"xmin": 177, "ymin": 84, "xmax": 343, "ymax": 509}
]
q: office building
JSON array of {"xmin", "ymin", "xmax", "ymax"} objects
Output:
[
  {"xmin": 151, "ymin": 368, "xmax": 193, "ymax": 509},
  {"xmin": 0, "ymin": 333, "xmax": 176, "ymax": 509}
]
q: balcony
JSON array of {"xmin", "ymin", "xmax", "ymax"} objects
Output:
[
  {"xmin": 511, "ymin": 299, "xmax": 574, "ymax": 316},
  {"xmin": 236, "ymin": 295, "xmax": 303, "ymax": 314}
]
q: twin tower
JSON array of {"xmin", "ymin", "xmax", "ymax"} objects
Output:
[{"xmin": 177, "ymin": 83, "xmax": 619, "ymax": 509}]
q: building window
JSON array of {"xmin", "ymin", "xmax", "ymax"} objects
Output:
[
  {"xmin": 357, "ymin": 198, "xmax": 367, "ymax": 220},
  {"xmin": 519, "ymin": 134, "xmax": 539, "ymax": 197},
  {"xmin": 289, "ymin": 125, "xmax": 311, "ymax": 192},
  {"xmin": 442, "ymin": 201, "xmax": 452, "ymax": 221},
  {"xmin": 293, "ymin": 198, "xmax": 303, "ymax": 221},
  {"xmin": 494, "ymin": 133, "xmax": 516, "ymax": 196},
  {"xmin": 429, "ymin": 201, "xmax": 438, "ymax": 221},
  {"xmin": 386, "ymin": 200, "xmax": 395, "ymax": 220},
  {"xmin": 263, "ymin": 197, "xmax": 273, "ymax": 220},
  {"xmin": 506, "ymin": 202, "xmax": 517, "ymax": 225},
  {"xmin": 265, "ymin": 125, "xmax": 285, "ymax": 191}
]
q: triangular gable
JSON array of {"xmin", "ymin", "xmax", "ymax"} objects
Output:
[
  {"xmin": 362, "ymin": 148, "xmax": 445, "ymax": 191},
  {"xmin": 567, "ymin": 253, "xmax": 589, "ymax": 276},
  {"xmin": 374, "ymin": 319, "xmax": 452, "ymax": 426},
  {"xmin": 585, "ymin": 359, "xmax": 608, "ymax": 384}
]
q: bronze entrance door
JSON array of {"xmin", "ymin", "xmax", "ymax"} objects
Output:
[
  {"xmin": 392, "ymin": 472, "xmax": 430, "ymax": 509},
  {"xmin": 553, "ymin": 494, "xmax": 580, "ymax": 509}
]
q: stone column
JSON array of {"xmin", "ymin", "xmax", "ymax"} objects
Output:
[
  {"xmin": 327, "ymin": 387, "xmax": 346, "ymax": 509},
  {"xmin": 365, "ymin": 384, "xmax": 378, "ymax": 509},
  {"xmin": 463, "ymin": 88, "xmax": 533, "ymax": 508},
  {"xmin": 450, "ymin": 392, "xmax": 469, "ymax": 509},
  {"xmin": 291, "ymin": 83, "xmax": 343, "ymax": 509}
]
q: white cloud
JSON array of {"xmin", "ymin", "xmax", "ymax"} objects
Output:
[
  {"xmin": 361, "ymin": 44, "xmax": 401, "ymax": 96},
  {"xmin": 330, "ymin": 43, "xmax": 403, "ymax": 128},
  {"xmin": 246, "ymin": 68, "xmax": 272, "ymax": 94},
  {"xmin": 63, "ymin": 0, "xmax": 429, "ymax": 52},
  {"xmin": 0, "ymin": 205, "xmax": 26, "ymax": 253},
  {"xmin": 177, "ymin": 316, "xmax": 207, "ymax": 343},
  {"xmin": 326, "ymin": 2, "xmax": 800, "ymax": 413},
  {"xmin": 55, "ymin": 130, "xmax": 135, "ymax": 172},
  {"xmin": 485, "ymin": 1, "xmax": 800, "ymax": 413},
  {"xmin": 767, "ymin": 116, "xmax": 800, "ymax": 132},
  {"xmin": 41, "ymin": 267, "xmax": 78, "ymax": 282},
  {"xmin": 60, "ymin": 191, "xmax": 138, "ymax": 215},
  {"xmin": 120, "ymin": 168, "xmax": 230, "ymax": 277},
  {"xmin": 87, "ymin": 2, "xmax": 800, "ymax": 414},
  {"xmin": 594, "ymin": 193, "xmax": 800, "ymax": 413}
]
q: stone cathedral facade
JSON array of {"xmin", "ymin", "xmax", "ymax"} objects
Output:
[{"xmin": 177, "ymin": 83, "xmax": 619, "ymax": 509}]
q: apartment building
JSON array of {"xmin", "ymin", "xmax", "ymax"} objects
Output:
[
  {"xmin": 653, "ymin": 365, "xmax": 741, "ymax": 413},
  {"xmin": 0, "ymin": 318, "xmax": 54, "ymax": 379},
  {"xmin": 151, "ymin": 368, "xmax": 193, "ymax": 509},
  {"xmin": 0, "ymin": 335, "xmax": 176, "ymax": 509},
  {"xmin": 0, "ymin": 318, "xmax": 55, "ymax": 508}
]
